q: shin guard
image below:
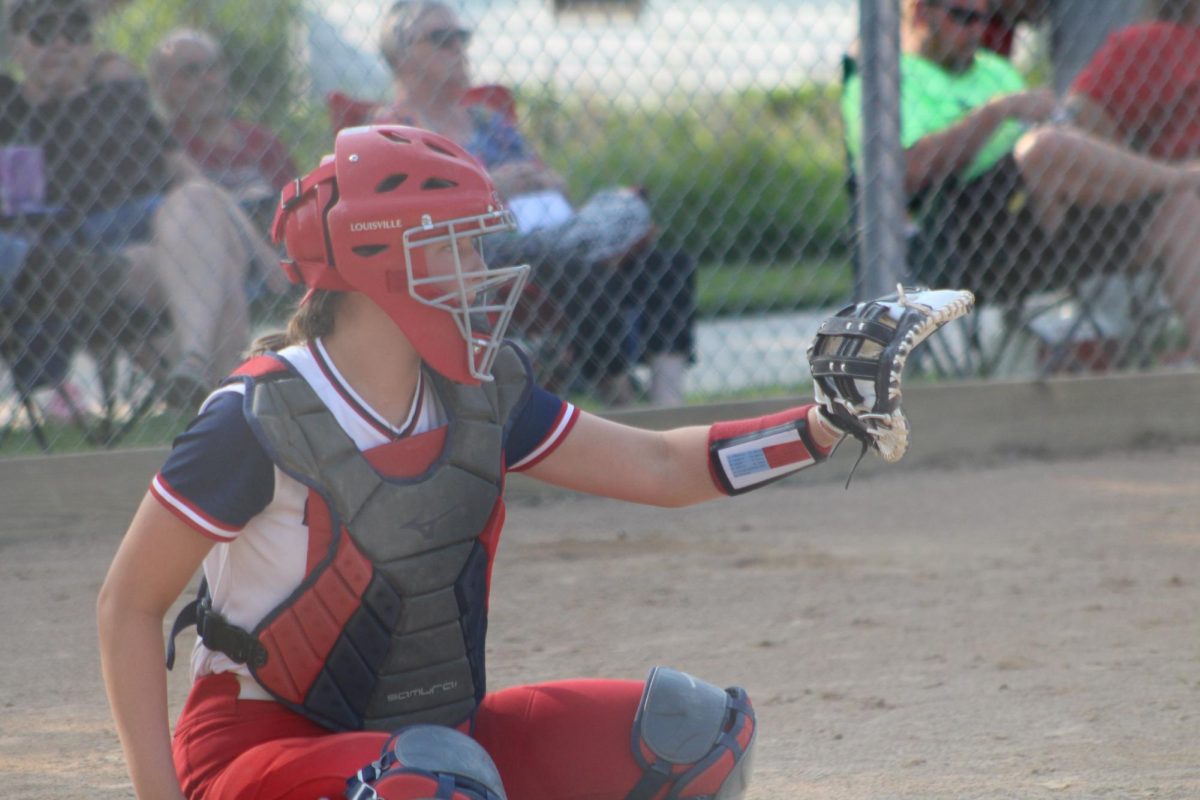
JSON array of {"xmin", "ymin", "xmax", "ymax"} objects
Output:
[
  {"xmin": 626, "ymin": 666, "xmax": 756, "ymax": 800},
  {"xmin": 345, "ymin": 725, "xmax": 507, "ymax": 800}
]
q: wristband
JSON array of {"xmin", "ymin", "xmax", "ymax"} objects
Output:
[{"xmin": 707, "ymin": 404, "xmax": 834, "ymax": 496}]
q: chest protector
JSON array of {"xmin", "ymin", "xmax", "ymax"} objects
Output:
[{"xmin": 170, "ymin": 344, "xmax": 532, "ymax": 733}]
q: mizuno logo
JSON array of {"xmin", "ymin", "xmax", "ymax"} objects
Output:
[
  {"xmin": 350, "ymin": 219, "xmax": 404, "ymax": 232},
  {"xmin": 407, "ymin": 507, "xmax": 458, "ymax": 539},
  {"xmin": 387, "ymin": 680, "xmax": 459, "ymax": 703}
]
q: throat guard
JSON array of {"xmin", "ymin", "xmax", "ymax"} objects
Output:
[{"xmin": 173, "ymin": 344, "xmax": 531, "ymax": 732}]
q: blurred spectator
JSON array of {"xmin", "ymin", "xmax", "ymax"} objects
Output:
[
  {"xmin": 980, "ymin": 0, "xmax": 1049, "ymax": 58},
  {"xmin": 1067, "ymin": 0, "xmax": 1200, "ymax": 161},
  {"xmin": 0, "ymin": 0, "xmax": 277, "ymax": 405},
  {"xmin": 374, "ymin": 0, "xmax": 696, "ymax": 406},
  {"xmin": 148, "ymin": 27, "xmax": 294, "ymax": 298},
  {"xmin": 842, "ymin": 0, "xmax": 1200, "ymax": 363},
  {"xmin": 149, "ymin": 29, "xmax": 296, "ymax": 216},
  {"xmin": 844, "ymin": 0, "xmax": 1046, "ymax": 70},
  {"xmin": 80, "ymin": 0, "xmax": 140, "ymax": 82}
]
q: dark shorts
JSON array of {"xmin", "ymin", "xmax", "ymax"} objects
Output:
[{"xmin": 913, "ymin": 155, "xmax": 1160, "ymax": 303}]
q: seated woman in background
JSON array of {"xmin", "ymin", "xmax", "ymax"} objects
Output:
[
  {"xmin": 372, "ymin": 0, "xmax": 696, "ymax": 406},
  {"xmin": 148, "ymin": 28, "xmax": 295, "ymax": 303},
  {"xmin": 148, "ymin": 29, "xmax": 296, "ymax": 220}
]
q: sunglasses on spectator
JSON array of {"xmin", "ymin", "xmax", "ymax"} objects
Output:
[
  {"xmin": 25, "ymin": 12, "xmax": 93, "ymax": 46},
  {"xmin": 924, "ymin": 1, "xmax": 991, "ymax": 26},
  {"xmin": 416, "ymin": 27, "xmax": 472, "ymax": 49}
]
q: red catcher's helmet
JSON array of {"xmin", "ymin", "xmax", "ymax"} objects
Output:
[{"xmin": 271, "ymin": 125, "xmax": 530, "ymax": 384}]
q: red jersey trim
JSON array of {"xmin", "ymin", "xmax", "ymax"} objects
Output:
[
  {"xmin": 508, "ymin": 402, "xmax": 579, "ymax": 472},
  {"xmin": 309, "ymin": 340, "xmax": 424, "ymax": 438},
  {"xmin": 150, "ymin": 474, "xmax": 240, "ymax": 542},
  {"xmin": 230, "ymin": 355, "xmax": 290, "ymax": 379}
]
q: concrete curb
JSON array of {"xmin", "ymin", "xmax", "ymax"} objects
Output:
[
  {"xmin": 3, "ymin": 370, "xmax": 1197, "ymax": 511},
  {"xmin": 591, "ymin": 368, "xmax": 1200, "ymax": 488}
]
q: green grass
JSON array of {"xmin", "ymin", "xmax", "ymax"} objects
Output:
[
  {"xmin": 697, "ymin": 257, "xmax": 853, "ymax": 318},
  {"xmin": 0, "ymin": 411, "xmax": 182, "ymax": 456}
]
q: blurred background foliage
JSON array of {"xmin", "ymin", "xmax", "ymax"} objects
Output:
[
  {"xmin": 1, "ymin": 0, "xmax": 853, "ymax": 318},
  {"xmin": 522, "ymin": 83, "xmax": 851, "ymax": 267},
  {"xmin": 98, "ymin": 1, "xmax": 854, "ymax": 312}
]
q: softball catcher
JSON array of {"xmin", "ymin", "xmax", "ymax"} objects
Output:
[{"xmin": 98, "ymin": 124, "xmax": 971, "ymax": 800}]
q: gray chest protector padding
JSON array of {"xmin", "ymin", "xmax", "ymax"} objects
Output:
[{"xmin": 245, "ymin": 344, "xmax": 531, "ymax": 732}]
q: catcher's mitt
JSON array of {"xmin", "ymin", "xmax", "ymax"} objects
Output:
[{"xmin": 807, "ymin": 285, "xmax": 975, "ymax": 466}]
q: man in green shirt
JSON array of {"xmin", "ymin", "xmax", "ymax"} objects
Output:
[{"xmin": 843, "ymin": 0, "xmax": 1200, "ymax": 363}]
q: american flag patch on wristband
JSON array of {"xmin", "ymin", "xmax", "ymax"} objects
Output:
[{"xmin": 717, "ymin": 428, "xmax": 814, "ymax": 491}]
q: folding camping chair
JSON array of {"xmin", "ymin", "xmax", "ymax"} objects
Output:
[{"xmin": 0, "ymin": 233, "xmax": 168, "ymax": 451}]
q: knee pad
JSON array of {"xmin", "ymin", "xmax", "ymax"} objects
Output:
[
  {"xmin": 345, "ymin": 725, "xmax": 507, "ymax": 800},
  {"xmin": 626, "ymin": 666, "xmax": 756, "ymax": 800}
]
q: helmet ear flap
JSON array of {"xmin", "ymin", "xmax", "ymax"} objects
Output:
[
  {"xmin": 273, "ymin": 160, "xmax": 343, "ymax": 289},
  {"xmin": 282, "ymin": 190, "xmax": 332, "ymax": 267}
]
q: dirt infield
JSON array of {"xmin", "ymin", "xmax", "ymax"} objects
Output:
[{"xmin": 2, "ymin": 437, "xmax": 1198, "ymax": 799}]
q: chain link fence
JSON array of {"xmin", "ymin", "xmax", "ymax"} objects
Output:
[{"xmin": 0, "ymin": 0, "xmax": 1194, "ymax": 454}]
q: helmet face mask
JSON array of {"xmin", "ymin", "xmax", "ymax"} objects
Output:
[
  {"xmin": 403, "ymin": 208, "xmax": 529, "ymax": 382},
  {"xmin": 273, "ymin": 125, "xmax": 532, "ymax": 384}
]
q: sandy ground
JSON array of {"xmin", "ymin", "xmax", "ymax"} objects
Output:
[{"xmin": 2, "ymin": 443, "xmax": 1199, "ymax": 799}]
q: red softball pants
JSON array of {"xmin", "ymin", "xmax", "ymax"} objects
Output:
[{"xmin": 174, "ymin": 673, "xmax": 652, "ymax": 800}]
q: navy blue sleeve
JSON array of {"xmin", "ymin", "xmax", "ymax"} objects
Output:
[
  {"xmin": 504, "ymin": 381, "xmax": 576, "ymax": 470},
  {"xmin": 153, "ymin": 390, "xmax": 276, "ymax": 534}
]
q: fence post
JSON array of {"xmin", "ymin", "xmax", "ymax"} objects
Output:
[{"xmin": 856, "ymin": 0, "xmax": 906, "ymax": 300}]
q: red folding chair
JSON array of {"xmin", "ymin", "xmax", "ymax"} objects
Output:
[{"xmin": 327, "ymin": 84, "xmax": 517, "ymax": 132}]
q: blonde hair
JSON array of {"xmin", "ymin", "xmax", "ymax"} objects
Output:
[{"xmin": 249, "ymin": 290, "xmax": 345, "ymax": 355}]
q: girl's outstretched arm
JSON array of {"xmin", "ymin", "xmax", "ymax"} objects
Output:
[{"xmin": 525, "ymin": 406, "xmax": 841, "ymax": 507}]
